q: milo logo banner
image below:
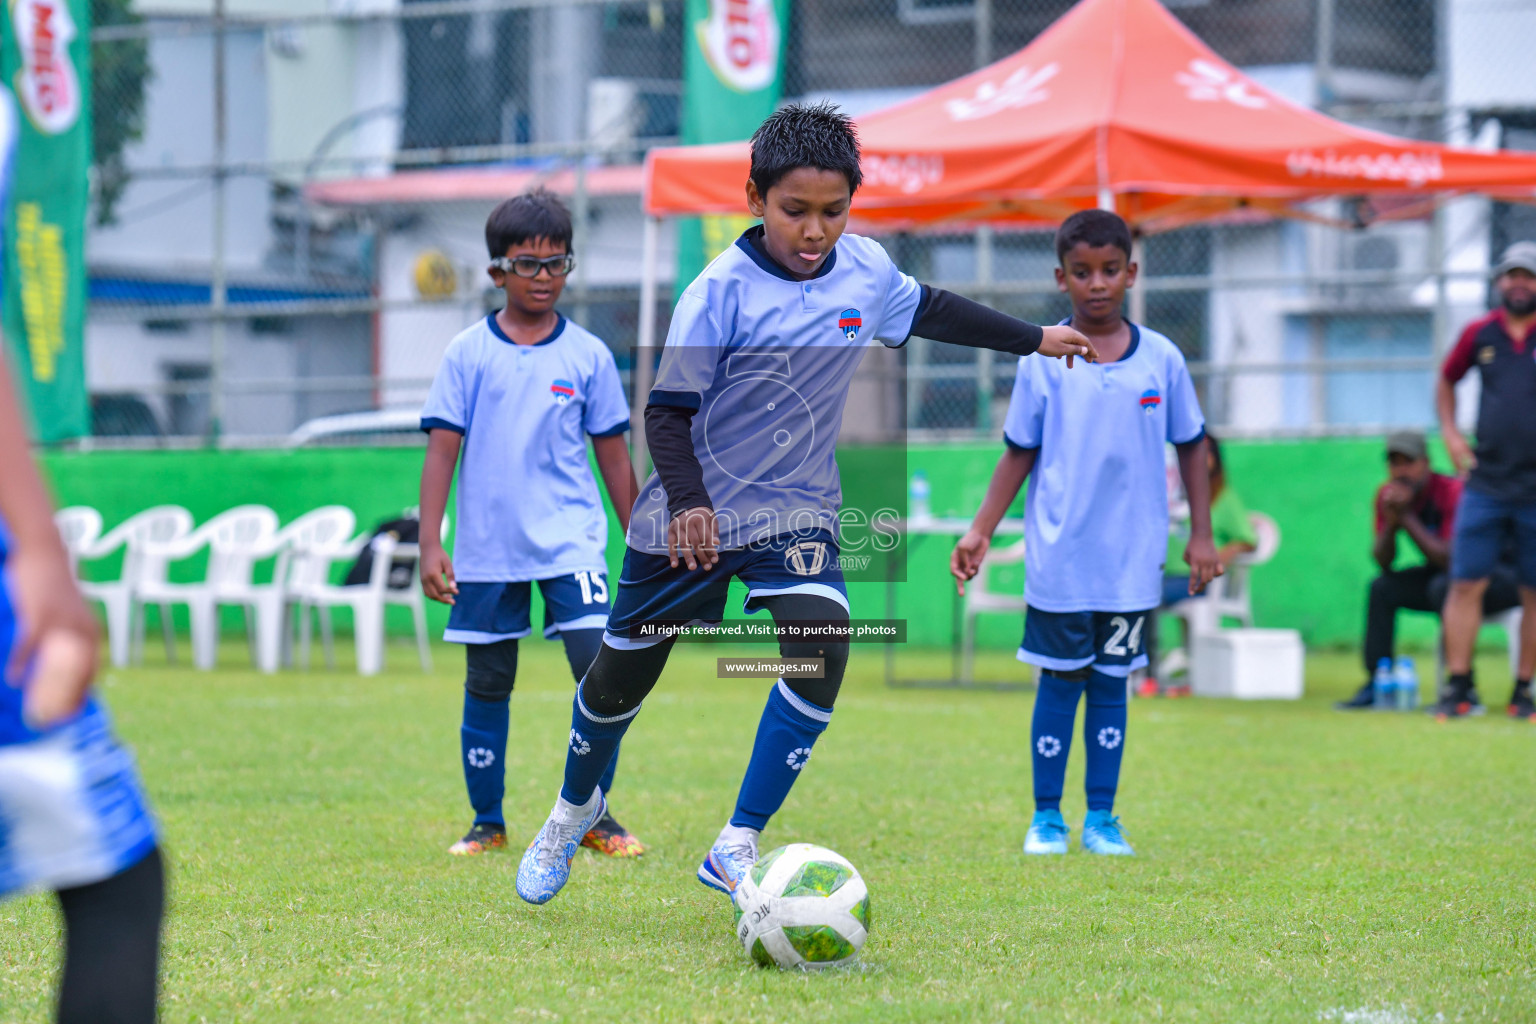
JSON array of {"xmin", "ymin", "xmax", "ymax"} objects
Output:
[
  {"xmin": 675, "ymin": 0, "xmax": 789, "ymax": 297},
  {"xmin": 1, "ymin": 0, "xmax": 90, "ymax": 441}
]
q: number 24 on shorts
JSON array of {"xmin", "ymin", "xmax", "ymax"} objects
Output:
[{"xmin": 1103, "ymin": 615, "xmax": 1144, "ymax": 656}]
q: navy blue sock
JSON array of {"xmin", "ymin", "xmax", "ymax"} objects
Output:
[
  {"xmin": 460, "ymin": 692, "xmax": 509, "ymax": 826},
  {"xmin": 561, "ymin": 628, "xmax": 621, "ymax": 797},
  {"xmin": 1031, "ymin": 671, "xmax": 1084, "ymax": 813},
  {"xmin": 730, "ymin": 680, "xmax": 832, "ymax": 830},
  {"xmin": 1083, "ymin": 669, "xmax": 1128, "ymax": 813},
  {"xmin": 560, "ymin": 682, "xmax": 641, "ymax": 806}
]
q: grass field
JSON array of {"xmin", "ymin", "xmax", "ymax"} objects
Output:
[{"xmin": 2, "ymin": 639, "xmax": 1534, "ymax": 1023}]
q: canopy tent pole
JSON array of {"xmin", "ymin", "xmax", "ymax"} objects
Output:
[
  {"xmin": 631, "ymin": 215, "xmax": 661, "ymax": 486},
  {"xmin": 1097, "ymin": 189, "xmax": 1147, "ymax": 324}
]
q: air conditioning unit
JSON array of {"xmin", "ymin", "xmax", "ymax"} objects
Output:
[{"xmin": 1339, "ymin": 220, "xmax": 1430, "ymax": 306}]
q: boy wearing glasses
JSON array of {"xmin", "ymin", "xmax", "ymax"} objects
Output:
[{"xmin": 418, "ymin": 189, "xmax": 644, "ymax": 858}]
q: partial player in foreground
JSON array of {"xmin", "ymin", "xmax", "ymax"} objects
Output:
[
  {"xmin": 418, "ymin": 189, "xmax": 644, "ymax": 858},
  {"xmin": 515, "ymin": 102, "xmax": 1097, "ymax": 906},
  {"xmin": 952, "ymin": 210, "xmax": 1220, "ymax": 857},
  {"xmin": 0, "ymin": 353, "xmax": 164, "ymax": 1022}
]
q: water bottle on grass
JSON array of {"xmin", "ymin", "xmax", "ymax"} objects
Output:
[
  {"xmin": 1394, "ymin": 656, "xmax": 1419, "ymax": 711},
  {"xmin": 1373, "ymin": 658, "xmax": 1394, "ymax": 709}
]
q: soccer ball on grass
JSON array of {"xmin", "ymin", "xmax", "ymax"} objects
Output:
[{"xmin": 732, "ymin": 843, "xmax": 869, "ymax": 969}]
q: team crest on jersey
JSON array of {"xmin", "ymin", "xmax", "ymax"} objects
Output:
[
  {"xmin": 837, "ymin": 308, "xmax": 862, "ymax": 341},
  {"xmin": 1139, "ymin": 388, "xmax": 1161, "ymax": 413},
  {"xmin": 785, "ymin": 540, "xmax": 829, "ymax": 576},
  {"xmin": 1479, "ymin": 345, "xmax": 1496, "ymax": 364},
  {"xmin": 550, "ymin": 379, "xmax": 576, "ymax": 404}
]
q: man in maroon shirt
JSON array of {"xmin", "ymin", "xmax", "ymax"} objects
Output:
[
  {"xmin": 1435, "ymin": 241, "xmax": 1536, "ymax": 720},
  {"xmin": 1337, "ymin": 432, "xmax": 1518, "ymax": 709}
]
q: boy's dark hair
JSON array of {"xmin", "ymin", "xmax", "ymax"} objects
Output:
[
  {"xmin": 749, "ymin": 101, "xmax": 863, "ymax": 197},
  {"xmin": 485, "ymin": 188, "xmax": 573, "ymax": 259},
  {"xmin": 1055, "ymin": 209, "xmax": 1133, "ymax": 263}
]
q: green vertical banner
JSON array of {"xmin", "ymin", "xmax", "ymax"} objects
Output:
[
  {"xmin": 1, "ymin": 0, "xmax": 91, "ymax": 441},
  {"xmin": 676, "ymin": 0, "xmax": 790, "ymax": 296}
]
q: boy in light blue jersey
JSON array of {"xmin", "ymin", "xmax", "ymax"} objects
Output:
[
  {"xmin": 418, "ymin": 189, "xmax": 645, "ymax": 858},
  {"xmin": 516, "ymin": 103, "xmax": 1097, "ymax": 906},
  {"xmin": 953, "ymin": 209, "xmax": 1221, "ymax": 858}
]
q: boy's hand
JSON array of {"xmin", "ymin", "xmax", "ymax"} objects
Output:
[
  {"xmin": 5, "ymin": 546, "xmax": 99, "ymax": 729},
  {"xmin": 668, "ymin": 507, "xmax": 719, "ymax": 571},
  {"xmin": 420, "ymin": 543, "xmax": 458, "ymax": 605},
  {"xmin": 950, "ymin": 529, "xmax": 992, "ymax": 596},
  {"xmin": 1038, "ymin": 325, "xmax": 1098, "ymax": 368},
  {"xmin": 1183, "ymin": 535, "xmax": 1224, "ymax": 595}
]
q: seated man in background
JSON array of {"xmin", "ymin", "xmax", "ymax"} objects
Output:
[{"xmin": 1337, "ymin": 431, "xmax": 1518, "ymax": 709}]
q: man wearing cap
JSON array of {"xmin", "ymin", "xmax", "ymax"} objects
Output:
[
  {"xmin": 1434, "ymin": 241, "xmax": 1536, "ymax": 720},
  {"xmin": 1337, "ymin": 431, "xmax": 1518, "ymax": 708}
]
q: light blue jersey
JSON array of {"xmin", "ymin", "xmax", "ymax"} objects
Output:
[
  {"xmin": 629, "ymin": 228, "xmax": 923, "ymax": 552},
  {"xmin": 1004, "ymin": 323, "xmax": 1205, "ymax": 614},
  {"xmin": 421, "ymin": 313, "xmax": 630, "ymax": 583}
]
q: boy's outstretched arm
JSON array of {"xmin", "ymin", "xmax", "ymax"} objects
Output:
[
  {"xmin": 591, "ymin": 434, "xmax": 639, "ymax": 535},
  {"xmin": 911, "ymin": 287, "xmax": 1098, "ymax": 366},
  {"xmin": 419, "ymin": 428, "xmax": 461, "ymax": 604},
  {"xmin": 644, "ymin": 400, "xmax": 719, "ymax": 572},
  {"xmin": 951, "ymin": 444, "xmax": 1038, "ymax": 595},
  {"xmin": 0, "ymin": 355, "xmax": 100, "ymax": 726},
  {"xmin": 1176, "ymin": 436, "xmax": 1223, "ymax": 594}
]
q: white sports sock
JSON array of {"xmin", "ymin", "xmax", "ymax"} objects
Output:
[
  {"xmin": 555, "ymin": 786, "xmax": 600, "ymax": 822},
  {"xmin": 717, "ymin": 822, "xmax": 760, "ymax": 851}
]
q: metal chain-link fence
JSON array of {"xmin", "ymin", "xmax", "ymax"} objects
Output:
[{"xmin": 80, "ymin": 0, "xmax": 1536, "ymax": 444}]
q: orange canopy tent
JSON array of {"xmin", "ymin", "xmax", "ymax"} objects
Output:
[{"xmin": 642, "ymin": 0, "xmax": 1536, "ymax": 234}]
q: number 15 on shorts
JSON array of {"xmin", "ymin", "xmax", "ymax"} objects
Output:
[{"xmin": 574, "ymin": 570, "xmax": 608, "ymax": 605}]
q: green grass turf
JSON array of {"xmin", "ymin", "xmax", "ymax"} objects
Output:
[{"xmin": 2, "ymin": 640, "xmax": 1534, "ymax": 1023}]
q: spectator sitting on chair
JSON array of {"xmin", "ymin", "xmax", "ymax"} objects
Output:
[
  {"xmin": 1335, "ymin": 430, "xmax": 1518, "ymax": 710},
  {"xmin": 1144, "ymin": 432, "xmax": 1257, "ymax": 695}
]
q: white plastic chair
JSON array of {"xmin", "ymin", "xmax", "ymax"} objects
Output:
[
  {"xmin": 960, "ymin": 536, "xmax": 1028, "ymax": 683},
  {"xmin": 236, "ymin": 506, "xmax": 359, "ymax": 672},
  {"xmin": 293, "ymin": 512, "xmax": 442, "ymax": 676},
  {"xmin": 76, "ymin": 506, "xmax": 194, "ymax": 667},
  {"xmin": 54, "ymin": 507, "xmax": 103, "ymax": 577},
  {"xmin": 1165, "ymin": 511, "xmax": 1280, "ymax": 639},
  {"xmin": 1435, "ymin": 606, "xmax": 1524, "ymax": 688},
  {"xmin": 1159, "ymin": 512, "xmax": 1280, "ymax": 682},
  {"xmin": 137, "ymin": 506, "xmax": 281, "ymax": 670}
]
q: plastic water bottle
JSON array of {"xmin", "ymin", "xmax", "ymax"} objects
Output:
[
  {"xmin": 909, "ymin": 470, "xmax": 931, "ymax": 522},
  {"xmin": 1373, "ymin": 657, "xmax": 1394, "ymax": 709},
  {"xmin": 1394, "ymin": 656, "xmax": 1419, "ymax": 711}
]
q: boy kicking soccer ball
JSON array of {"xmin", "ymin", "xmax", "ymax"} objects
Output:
[
  {"xmin": 515, "ymin": 102, "xmax": 1097, "ymax": 905},
  {"xmin": 952, "ymin": 209, "xmax": 1220, "ymax": 858},
  {"xmin": 419, "ymin": 189, "xmax": 644, "ymax": 858}
]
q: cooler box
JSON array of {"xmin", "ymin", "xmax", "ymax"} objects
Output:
[{"xmin": 1190, "ymin": 628, "xmax": 1305, "ymax": 700}]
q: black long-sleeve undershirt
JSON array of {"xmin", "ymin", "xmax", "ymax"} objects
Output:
[
  {"xmin": 645, "ymin": 284, "xmax": 1047, "ymax": 518},
  {"xmin": 645, "ymin": 401, "xmax": 711, "ymax": 516},
  {"xmin": 909, "ymin": 285, "xmax": 1043, "ymax": 355}
]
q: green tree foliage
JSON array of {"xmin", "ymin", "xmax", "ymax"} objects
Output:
[{"xmin": 90, "ymin": 0, "xmax": 151, "ymax": 225}]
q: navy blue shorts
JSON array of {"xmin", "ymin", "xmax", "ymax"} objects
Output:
[
  {"xmin": 1018, "ymin": 605, "xmax": 1153, "ymax": 677},
  {"xmin": 604, "ymin": 532, "xmax": 849, "ymax": 648},
  {"xmin": 1450, "ymin": 487, "xmax": 1536, "ymax": 587},
  {"xmin": 444, "ymin": 571, "xmax": 612, "ymax": 644}
]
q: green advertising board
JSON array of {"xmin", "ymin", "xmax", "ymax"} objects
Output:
[
  {"xmin": 675, "ymin": 0, "xmax": 791, "ymax": 295},
  {"xmin": 1, "ymin": 0, "xmax": 91, "ymax": 441}
]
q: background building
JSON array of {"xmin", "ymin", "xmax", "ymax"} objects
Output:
[{"xmin": 81, "ymin": 0, "xmax": 1536, "ymax": 442}]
